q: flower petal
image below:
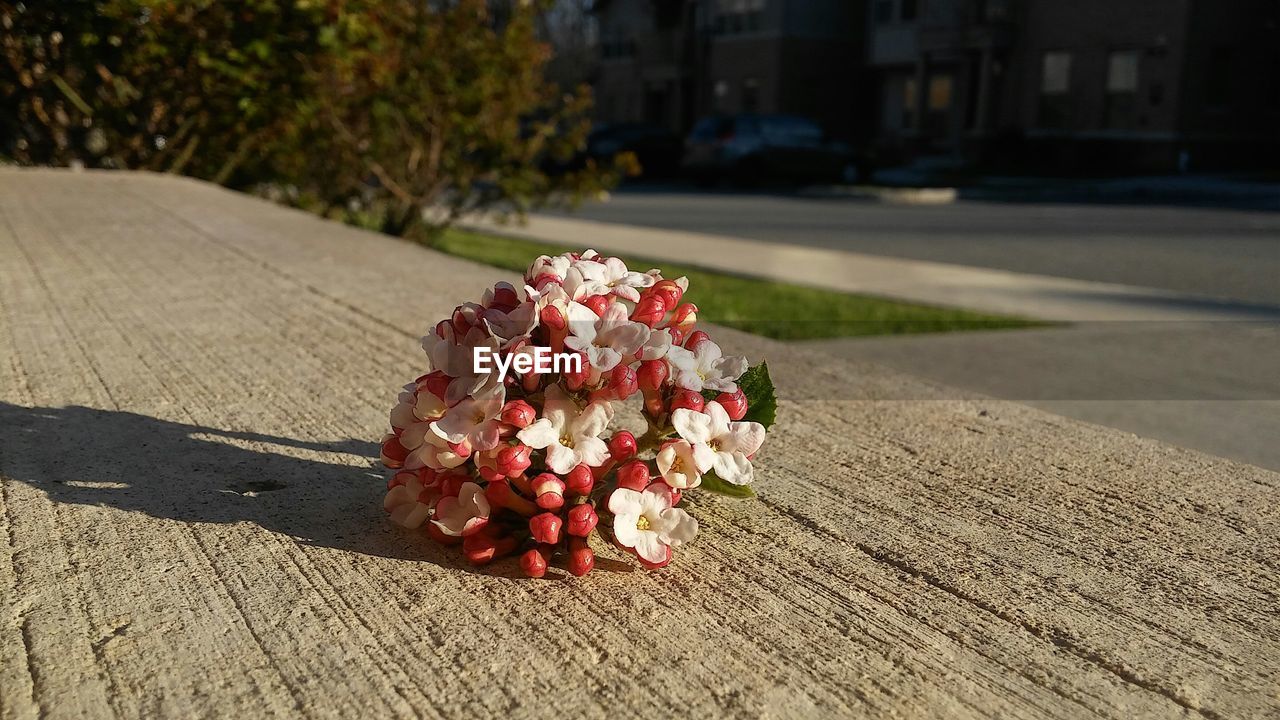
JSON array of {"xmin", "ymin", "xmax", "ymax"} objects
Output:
[{"xmin": 517, "ymin": 419, "xmax": 559, "ymax": 449}]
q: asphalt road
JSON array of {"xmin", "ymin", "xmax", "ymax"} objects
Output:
[{"xmin": 554, "ymin": 186, "xmax": 1280, "ymax": 305}]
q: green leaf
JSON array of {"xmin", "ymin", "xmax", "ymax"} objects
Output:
[
  {"xmin": 699, "ymin": 471, "xmax": 756, "ymax": 498},
  {"xmin": 738, "ymin": 362, "xmax": 777, "ymax": 429}
]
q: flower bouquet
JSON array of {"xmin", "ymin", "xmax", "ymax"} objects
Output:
[{"xmin": 379, "ymin": 250, "xmax": 776, "ymax": 577}]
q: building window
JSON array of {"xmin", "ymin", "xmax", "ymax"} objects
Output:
[
  {"xmin": 928, "ymin": 75, "xmax": 952, "ymax": 111},
  {"xmin": 1107, "ymin": 50, "xmax": 1140, "ymax": 93},
  {"xmin": 1105, "ymin": 51, "xmax": 1140, "ymax": 129},
  {"xmin": 1039, "ymin": 51, "xmax": 1072, "ymax": 128},
  {"xmin": 715, "ymin": 0, "xmax": 766, "ymax": 35},
  {"xmin": 1041, "ymin": 51, "xmax": 1071, "ymax": 95},
  {"xmin": 874, "ymin": 0, "xmax": 894, "ymax": 24}
]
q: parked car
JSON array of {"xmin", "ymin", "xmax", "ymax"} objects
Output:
[
  {"xmin": 682, "ymin": 114, "xmax": 860, "ymax": 185},
  {"xmin": 587, "ymin": 123, "xmax": 683, "ymax": 179}
]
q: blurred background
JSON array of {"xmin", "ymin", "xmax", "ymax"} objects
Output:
[{"xmin": 3, "ymin": 0, "xmax": 1279, "ymax": 471}]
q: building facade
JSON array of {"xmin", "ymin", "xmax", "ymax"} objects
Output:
[
  {"xmin": 868, "ymin": 0, "xmax": 1280, "ymax": 172},
  {"xmin": 591, "ymin": 0, "xmax": 867, "ymax": 140}
]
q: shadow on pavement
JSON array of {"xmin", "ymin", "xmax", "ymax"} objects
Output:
[{"xmin": 0, "ymin": 402, "xmax": 467, "ymax": 567}]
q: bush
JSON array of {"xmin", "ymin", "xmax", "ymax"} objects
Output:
[{"xmin": 0, "ymin": 0, "xmax": 619, "ymax": 233}]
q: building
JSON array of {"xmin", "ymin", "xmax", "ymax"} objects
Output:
[
  {"xmin": 591, "ymin": 0, "xmax": 868, "ymax": 140},
  {"xmin": 868, "ymin": 0, "xmax": 1280, "ymax": 172}
]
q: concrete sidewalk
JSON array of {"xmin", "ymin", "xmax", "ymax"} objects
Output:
[
  {"xmin": 469, "ymin": 214, "xmax": 1280, "ymax": 322},
  {"xmin": 3, "ymin": 170, "xmax": 1279, "ymax": 719},
  {"xmin": 809, "ymin": 322, "xmax": 1280, "ymax": 472}
]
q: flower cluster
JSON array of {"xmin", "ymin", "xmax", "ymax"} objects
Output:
[{"xmin": 380, "ymin": 250, "xmax": 775, "ymax": 577}]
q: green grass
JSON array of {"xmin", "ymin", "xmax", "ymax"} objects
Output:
[{"xmin": 429, "ymin": 228, "xmax": 1040, "ymax": 341}]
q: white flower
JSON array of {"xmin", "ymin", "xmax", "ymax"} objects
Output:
[
  {"xmin": 566, "ymin": 257, "xmax": 655, "ymax": 302},
  {"xmin": 422, "ymin": 325, "xmax": 502, "ymax": 405},
  {"xmin": 406, "ymin": 431, "xmax": 468, "ymax": 471},
  {"xmin": 655, "ymin": 439, "xmax": 714, "ymax": 489},
  {"xmin": 609, "ymin": 485, "xmax": 698, "ymax": 564},
  {"xmin": 383, "ymin": 473, "xmax": 436, "ymax": 529},
  {"xmin": 517, "ymin": 385, "xmax": 614, "ymax": 474},
  {"xmin": 666, "ymin": 341, "xmax": 748, "ymax": 393},
  {"xmin": 671, "ymin": 401, "xmax": 766, "ymax": 485},
  {"xmin": 430, "ymin": 385, "xmax": 505, "ymax": 452},
  {"xmin": 564, "ymin": 300, "xmax": 650, "ymax": 372},
  {"xmin": 639, "ymin": 327, "xmax": 673, "ymax": 361},
  {"xmin": 525, "ymin": 253, "xmax": 572, "ymax": 287},
  {"xmin": 431, "ymin": 482, "xmax": 490, "ymax": 537}
]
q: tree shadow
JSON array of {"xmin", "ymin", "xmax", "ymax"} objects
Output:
[{"xmin": 0, "ymin": 402, "xmax": 462, "ymax": 565}]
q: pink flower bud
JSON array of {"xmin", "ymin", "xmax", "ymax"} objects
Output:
[
  {"xmin": 607, "ymin": 430, "xmax": 637, "ymax": 462},
  {"xmin": 716, "ymin": 388, "xmax": 748, "ymax": 421},
  {"xmin": 565, "ymin": 464, "xmax": 594, "ymax": 497},
  {"xmin": 496, "ymin": 444, "xmax": 533, "ymax": 478},
  {"xmin": 520, "ymin": 546, "xmax": 551, "ymax": 578},
  {"xmin": 607, "ymin": 364, "xmax": 638, "ymax": 400},
  {"xmin": 531, "ymin": 473, "xmax": 566, "ymax": 511},
  {"xmin": 616, "ymin": 460, "xmax": 650, "ymax": 492},
  {"xmin": 669, "ymin": 389, "xmax": 705, "ymax": 414},
  {"xmin": 567, "ymin": 537, "xmax": 595, "ymax": 577},
  {"xmin": 684, "ymin": 330, "xmax": 711, "ymax": 351},
  {"xmin": 666, "ymin": 327, "xmax": 686, "ymax": 347},
  {"xmin": 582, "ymin": 294, "xmax": 610, "ymax": 317},
  {"xmin": 668, "ymin": 303, "xmax": 698, "ymax": 332},
  {"xmin": 651, "ymin": 279, "xmax": 684, "ymax": 312},
  {"xmin": 529, "ymin": 512, "xmax": 563, "ymax": 545},
  {"xmin": 630, "ymin": 295, "xmax": 667, "ymax": 328},
  {"xmin": 664, "ymin": 483, "xmax": 683, "ymax": 506},
  {"xmin": 567, "ymin": 504, "xmax": 598, "ymax": 537},
  {"xmin": 380, "ymin": 435, "xmax": 408, "ymax": 469},
  {"xmin": 637, "ymin": 359, "xmax": 668, "ymax": 391},
  {"xmin": 500, "ymin": 399, "xmax": 536, "ymax": 428}
]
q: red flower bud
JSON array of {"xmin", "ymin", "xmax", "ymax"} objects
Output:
[
  {"xmin": 607, "ymin": 430, "xmax": 637, "ymax": 462},
  {"xmin": 637, "ymin": 359, "xmax": 668, "ymax": 391},
  {"xmin": 684, "ymin": 330, "xmax": 711, "ymax": 351},
  {"xmin": 567, "ymin": 537, "xmax": 595, "ymax": 577},
  {"xmin": 582, "ymin": 294, "xmax": 610, "ymax": 317},
  {"xmin": 668, "ymin": 303, "xmax": 698, "ymax": 332},
  {"xmin": 500, "ymin": 399, "xmax": 536, "ymax": 428},
  {"xmin": 665, "ymin": 483, "xmax": 683, "ymax": 506},
  {"xmin": 531, "ymin": 473, "xmax": 566, "ymax": 511},
  {"xmin": 379, "ymin": 435, "xmax": 408, "ymax": 469},
  {"xmin": 616, "ymin": 460, "xmax": 651, "ymax": 492},
  {"xmin": 565, "ymin": 464, "xmax": 595, "ymax": 497},
  {"xmin": 631, "ymin": 295, "xmax": 667, "ymax": 328},
  {"xmin": 562, "ymin": 353, "xmax": 591, "ymax": 391},
  {"xmin": 539, "ymin": 305, "xmax": 566, "ymax": 330},
  {"xmin": 651, "ymin": 279, "xmax": 684, "ymax": 311},
  {"xmin": 496, "ymin": 444, "xmax": 533, "ymax": 478},
  {"xmin": 520, "ymin": 545, "xmax": 551, "ymax": 578},
  {"xmin": 418, "ymin": 371, "xmax": 452, "ymax": 401},
  {"xmin": 490, "ymin": 284, "xmax": 520, "ymax": 310},
  {"xmin": 425, "ymin": 521, "xmax": 462, "ymax": 546},
  {"xmin": 607, "ymin": 364, "xmax": 639, "ymax": 400},
  {"xmin": 567, "ymin": 504, "xmax": 598, "ymax": 537},
  {"xmin": 669, "ymin": 389, "xmax": 705, "ymax": 414},
  {"xmin": 529, "ymin": 512, "xmax": 563, "ymax": 545},
  {"xmin": 463, "ymin": 532, "xmax": 517, "ymax": 566},
  {"xmin": 484, "ymin": 478, "xmax": 538, "ymax": 516},
  {"xmin": 716, "ymin": 388, "xmax": 748, "ymax": 421}
]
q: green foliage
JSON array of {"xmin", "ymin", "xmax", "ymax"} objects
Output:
[
  {"xmin": 0, "ymin": 0, "xmax": 619, "ymax": 228},
  {"xmin": 736, "ymin": 362, "xmax": 777, "ymax": 429},
  {"xmin": 699, "ymin": 472, "xmax": 757, "ymax": 499}
]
